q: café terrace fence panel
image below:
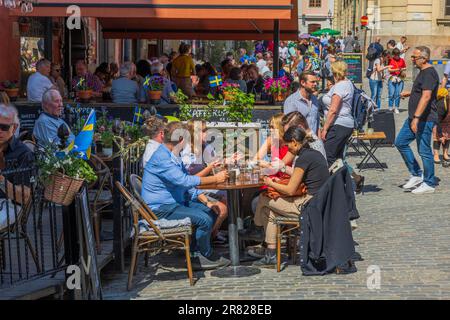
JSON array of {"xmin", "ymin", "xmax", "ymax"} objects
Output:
[{"xmin": 0, "ymin": 165, "xmax": 66, "ymax": 290}]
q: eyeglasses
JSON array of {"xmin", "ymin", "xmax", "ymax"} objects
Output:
[
  {"xmin": 0, "ymin": 123, "xmax": 14, "ymax": 131},
  {"xmin": 411, "ymin": 55, "xmax": 425, "ymax": 60}
]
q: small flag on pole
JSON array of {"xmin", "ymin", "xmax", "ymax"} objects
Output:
[
  {"xmin": 133, "ymin": 106, "xmax": 143, "ymax": 125},
  {"xmin": 66, "ymin": 108, "xmax": 96, "ymax": 160},
  {"xmin": 209, "ymin": 75, "xmax": 223, "ymax": 87}
]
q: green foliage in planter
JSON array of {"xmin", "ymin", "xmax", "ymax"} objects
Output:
[
  {"xmin": 37, "ymin": 145, "xmax": 97, "ymax": 185},
  {"xmin": 123, "ymin": 122, "xmax": 144, "ymax": 142},
  {"xmin": 100, "ymin": 130, "xmax": 114, "ymax": 148},
  {"xmin": 172, "ymin": 89, "xmax": 193, "ymax": 121},
  {"xmin": 207, "ymin": 88, "xmax": 255, "ymax": 124}
]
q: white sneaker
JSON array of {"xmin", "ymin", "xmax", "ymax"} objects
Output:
[
  {"xmin": 394, "ymin": 109, "xmax": 400, "ymax": 114},
  {"xmin": 402, "ymin": 176, "xmax": 423, "ymax": 189},
  {"xmin": 388, "ymin": 108, "xmax": 393, "ymax": 112},
  {"xmin": 411, "ymin": 183, "xmax": 435, "ymax": 194}
]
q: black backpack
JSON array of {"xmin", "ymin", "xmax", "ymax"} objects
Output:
[
  {"xmin": 351, "ymin": 85, "xmax": 373, "ymax": 131},
  {"xmin": 366, "ymin": 44, "xmax": 379, "ymax": 61}
]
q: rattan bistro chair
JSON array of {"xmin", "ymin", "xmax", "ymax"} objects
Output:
[
  {"xmin": 0, "ymin": 198, "xmax": 40, "ymax": 273},
  {"xmin": 115, "ymin": 181, "xmax": 194, "ymax": 290}
]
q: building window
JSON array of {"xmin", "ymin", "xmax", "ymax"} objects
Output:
[
  {"xmin": 446, "ymin": 0, "xmax": 450, "ymax": 15},
  {"xmin": 309, "ymin": 0, "xmax": 322, "ymax": 8}
]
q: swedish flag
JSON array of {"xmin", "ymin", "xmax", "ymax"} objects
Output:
[
  {"xmin": 209, "ymin": 75, "xmax": 223, "ymax": 88},
  {"xmin": 133, "ymin": 106, "xmax": 143, "ymax": 125},
  {"xmin": 66, "ymin": 109, "xmax": 96, "ymax": 160}
]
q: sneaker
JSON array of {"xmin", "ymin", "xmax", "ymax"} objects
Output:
[
  {"xmin": 191, "ymin": 252, "xmax": 231, "ymax": 270},
  {"xmin": 394, "ymin": 108, "xmax": 400, "ymax": 114},
  {"xmin": 388, "ymin": 107, "xmax": 393, "ymax": 112},
  {"xmin": 402, "ymin": 175, "xmax": 423, "ymax": 189},
  {"xmin": 411, "ymin": 183, "xmax": 435, "ymax": 194},
  {"xmin": 252, "ymin": 252, "xmax": 277, "ymax": 268},
  {"xmin": 247, "ymin": 245, "xmax": 266, "ymax": 259}
]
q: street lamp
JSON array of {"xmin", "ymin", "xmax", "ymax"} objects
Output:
[{"xmin": 328, "ymin": 9, "xmax": 333, "ymax": 28}]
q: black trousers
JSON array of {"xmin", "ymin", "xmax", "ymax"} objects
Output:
[{"xmin": 324, "ymin": 124, "xmax": 354, "ymax": 167}]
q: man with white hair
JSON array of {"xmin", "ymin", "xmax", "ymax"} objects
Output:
[
  {"xmin": 0, "ymin": 104, "xmax": 33, "ymax": 229},
  {"xmin": 111, "ymin": 61, "xmax": 140, "ymax": 103},
  {"xmin": 140, "ymin": 61, "xmax": 175, "ymax": 104},
  {"xmin": 26, "ymin": 59, "xmax": 54, "ymax": 102},
  {"xmin": 33, "ymin": 89, "xmax": 74, "ymax": 148}
]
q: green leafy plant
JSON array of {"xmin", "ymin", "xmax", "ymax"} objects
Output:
[
  {"xmin": 172, "ymin": 89, "xmax": 193, "ymax": 121},
  {"xmin": 221, "ymin": 88, "xmax": 255, "ymax": 123},
  {"xmin": 100, "ymin": 130, "xmax": 114, "ymax": 148},
  {"xmin": 123, "ymin": 122, "xmax": 144, "ymax": 142},
  {"xmin": 37, "ymin": 145, "xmax": 97, "ymax": 184}
]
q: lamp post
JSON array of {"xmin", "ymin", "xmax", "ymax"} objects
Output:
[{"xmin": 328, "ymin": 9, "xmax": 333, "ymax": 29}]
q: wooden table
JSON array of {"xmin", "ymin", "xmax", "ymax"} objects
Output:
[
  {"xmin": 352, "ymin": 132, "xmax": 388, "ymax": 171},
  {"xmin": 198, "ymin": 179, "xmax": 264, "ymax": 278}
]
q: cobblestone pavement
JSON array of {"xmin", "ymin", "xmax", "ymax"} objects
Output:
[{"xmin": 101, "ymin": 80, "xmax": 450, "ymax": 300}]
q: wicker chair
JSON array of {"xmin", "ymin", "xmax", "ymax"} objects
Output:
[
  {"xmin": 87, "ymin": 154, "xmax": 113, "ymax": 253},
  {"xmin": 115, "ymin": 181, "xmax": 194, "ymax": 290},
  {"xmin": 0, "ymin": 198, "xmax": 40, "ymax": 273}
]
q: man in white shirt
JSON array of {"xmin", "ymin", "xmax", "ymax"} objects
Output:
[
  {"xmin": 142, "ymin": 116, "xmax": 166, "ymax": 167},
  {"xmin": 279, "ymin": 41, "xmax": 289, "ymax": 63},
  {"xmin": 26, "ymin": 59, "xmax": 54, "ymax": 102},
  {"xmin": 395, "ymin": 36, "xmax": 410, "ymax": 60}
]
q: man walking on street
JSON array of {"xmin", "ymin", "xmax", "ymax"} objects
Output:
[{"xmin": 395, "ymin": 46, "xmax": 439, "ymax": 194}]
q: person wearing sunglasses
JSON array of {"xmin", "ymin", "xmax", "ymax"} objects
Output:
[
  {"xmin": 0, "ymin": 104, "xmax": 33, "ymax": 228},
  {"xmin": 50, "ymin": 63, "xmax": 67, "ymax": 99},
  {"xmin": 396, "ymin": 46, "xmax": 440, "ymax": 194}
]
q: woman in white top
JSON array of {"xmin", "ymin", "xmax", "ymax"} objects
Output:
[
  {"xmin": 320, "ymin": 60, "xmax": 355, "ymax": 167},
  {"xmin": 369, "ymin": 50, "xmax": 390, "ymax": 110}
]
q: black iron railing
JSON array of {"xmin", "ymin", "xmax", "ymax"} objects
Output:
[{"xmin": 0, "ymin": 165, "xmax": 67, "ymax": 289}]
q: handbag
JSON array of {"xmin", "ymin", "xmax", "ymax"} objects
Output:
[{"xmin": 265, "ymin": 177, "xmax": 307, "ymax": 200}]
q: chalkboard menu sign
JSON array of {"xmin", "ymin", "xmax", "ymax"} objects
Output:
[{"xmin": 341, "ymin": 53, "xmax": 363, "ymax": 85}]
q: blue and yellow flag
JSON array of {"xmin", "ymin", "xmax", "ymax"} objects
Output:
[
  {"xmin": 66, "ymin": 109, "xmax": 96, "ymax": 160},
  {"xmin": 209, "ymin": 75, "xmax": 223, "ymax": 88},
  {"xmin": 133, "ymin": 106, "xmax": 143, "ymax": 125}
]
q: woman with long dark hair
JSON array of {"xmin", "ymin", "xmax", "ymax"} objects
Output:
[{"xmin": 252, "ymin": 126, "xmax": 329, "ymax": 267}]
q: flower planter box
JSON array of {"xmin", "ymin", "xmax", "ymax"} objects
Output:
[
  {"xmin": 78, "ymin": 90, "xmax": 93, "ymax": 102},
  {"xmin": 4, "ymin": 88, "xmax": 20, "ymax": 101}
]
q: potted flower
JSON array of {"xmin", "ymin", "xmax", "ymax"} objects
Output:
[
  {"xmin": 18, "ymin": 17, "xmax": 31, "ymax": 34},
  {"xmin": 146, "ymin": 75, "xmax": 164, "ymax": 103},
  {"xmin": 220, "ymin": 83, "xmax": 240, "ymax": 101},
  {"xmin": 264, "ymin": 76, "xmax": 292, "ymax": 103},
  {"xmin": 37, "ymin": 146, "xmax": 97, "ymax": 206},
  {"xmin": 75, "ymin": 78, "xmax": 93, "ymax": 102},
  {"xmin": 0, "ymin": 80, "xmax": 20, "ymax": 101},
  {"xmin": 100, "ymin": 130, "xmax": 114, "ymax": 157},
  {"xmin": 123, "ymin": 122, "xmax": 143, "ymax": 143}
]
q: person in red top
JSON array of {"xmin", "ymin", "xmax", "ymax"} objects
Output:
[
  {"xmin": 253, "ymin": 113, "xmax": 293, "ymax": 191},
  {"xmin": 388, "ymin": 48, "xmax": 407, "ymax": 114}
]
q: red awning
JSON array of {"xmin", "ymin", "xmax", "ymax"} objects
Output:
[{"xmin": 11, "ymin": 0, "xmax": 298, "ymax": 40}]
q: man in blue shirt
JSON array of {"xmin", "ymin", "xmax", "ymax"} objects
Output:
[
  {"xmin": 283, "ymin": 71, "xmax": 320, "ymax": 135},
  {"xmin": 141, "ymin": 121, "xmax": 230, "ymax": 269},
  {"xmin": 111, "ymin": 62, "xmax": 140, "ymax": 104},
  {"xmin": 33, "ymin": 89, "xmax": 74, "ymax": 148}
]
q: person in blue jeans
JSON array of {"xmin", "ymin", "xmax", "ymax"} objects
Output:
[
  {"xmin": 369, "ymin": 50, "xmax": 390, "ymax": 110},
  {"xmin": 395, "ymin": 46, "xmax": 440, "ymax": 194},
  {"xmin": 141, "ymin": 120, "xmax": 230, "ymax": 269},
  {"xmin": 387, "ymin": 48, "xmax": 407, "ymax": 114}
]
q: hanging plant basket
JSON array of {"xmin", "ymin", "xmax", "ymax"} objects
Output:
[{"xmin": 44, "ymin": 173, "xmax": 84, "ymax": 206}]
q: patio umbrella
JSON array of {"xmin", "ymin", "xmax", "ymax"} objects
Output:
[{"xmin": 311, "ymin": 28, "xmax": 341, "ymax": 36}]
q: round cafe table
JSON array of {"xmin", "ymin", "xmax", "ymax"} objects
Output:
[{"xmin": 198, "ymin": 179, "xmax": 264, "ymax": 278}]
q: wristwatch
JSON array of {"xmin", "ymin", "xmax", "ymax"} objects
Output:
[
  {"xmin": 413, "ymin": 115, "xmax": 421, "ymax": 119},
  {"xmin": 280, "ymin": 164, "xmax": 286, "ymax": 173}
]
